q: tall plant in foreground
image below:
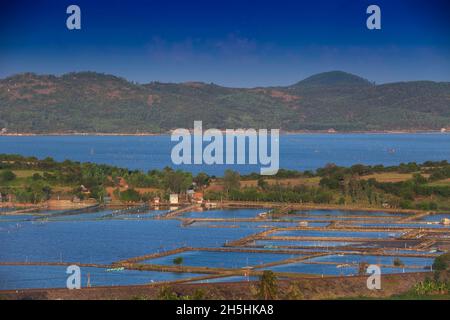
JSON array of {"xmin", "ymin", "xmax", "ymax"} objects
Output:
[{"xmin": 256, "ymin": 270, "xmax": 278, "ymax": 300}]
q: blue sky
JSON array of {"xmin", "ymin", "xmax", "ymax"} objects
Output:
[{"xmin": 1, "ymin": 0, "xmax": 449, "ymax": 86}]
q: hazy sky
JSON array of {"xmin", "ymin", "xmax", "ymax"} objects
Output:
[{"xmin": 1, "ymin": 0, "xmax": 450, "ymax": 87}]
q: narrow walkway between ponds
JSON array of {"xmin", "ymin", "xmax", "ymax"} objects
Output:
[{"xmin": 161, "ymin": 204, "xmax": 200, "ymax": 218}]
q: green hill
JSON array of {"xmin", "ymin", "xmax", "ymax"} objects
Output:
[
  {"xmin": 292, "ymin": 71, "xmax": 373, "ymax": 88},
  {"xmin": 0, "ymin": 71, "xmax": 449, "ymax": 133}
]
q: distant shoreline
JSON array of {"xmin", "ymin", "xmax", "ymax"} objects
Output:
[{"xmin": 0, "ymin": 129, "xmax": 448, "ymax": 137}]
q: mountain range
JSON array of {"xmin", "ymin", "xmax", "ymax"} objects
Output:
[{"xmin": 0, "ymin": 71, "xmax": 449, "ymax": 133}]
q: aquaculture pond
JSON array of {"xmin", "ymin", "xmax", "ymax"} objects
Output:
[
  {"xmin": 182, "ymin": 208, "xmax": 267, "ymax": 219},
  {"xmin": 0, "ymin": 265, "xmax": 203, "ymax": 290},
  {"xmin": 38, "ymin": 210, "xmax": 115, "ymax": 221},
  {"xmin": 352, "ymin": 222, "xmax": 449, "ymax": 229},
  {"xmin": 0, "ymin": 209, "xmax": 169, "ymax": 223},
  {"xmin": 253, "ymin": 239, "xmax": 359, "ymax": 248},
  {"xmin": 142, "ymin": 250, "xmax": 303, "ymax": 269},
  {"xmin": 0, "ymin": 214, "xmax": 37, "ymax": 222},
  {"xmin": 262, "ymin": 262, "xmax": 358, "ymax": 275},
  {"xmin": 262, "ymin": 262, "xmax": 421, "ymax": 275},
  {"xmin": 291, "ymin": 210, "xmax": 409, "ymax": 217},
  {"xmin": 272, "ymin": 229, "xmax": 402, "ymax": 239},
  {"xmin": 0, "ymin": 219, "xmax": 257, "ymax": 264},
  {"xmin": 0, "ymin": 205, "xmax": 442, "ymax": 290},
  {"xmin": 382, "ymin": 249, "xmax": 440, "ymax": 256},
  {"xmin": 110, "ymin": 209, "xmax": 169, "ymax": 219},
  {"xmin": 306, "ymin": 254, "xmax": 434, "ymax": 268},
  {"xmin": 188, "ymin": 221, "xmax": 327, "ymax": 229},
  {"xmin": 277, "ymin": 216, "xmax": 395, "ymax": 222},
  {"xmin": 419, "ymin": 214, "xmax": 450, "ymax": 223},
  {"xmin": 192, "ymin": 276, "xmax": 260, "ymax": 283}
]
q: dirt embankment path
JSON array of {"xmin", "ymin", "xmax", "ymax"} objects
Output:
[{"xmin": 1, "ymin": 272, "xmax": 445, "ymax": 300}]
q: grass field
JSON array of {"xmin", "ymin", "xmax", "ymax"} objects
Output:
[
  {"xmin": 0, "ymin": 170, "xmax": 44, "ymax": 187},
  {"xmin": 427, "ymin": 178, "xmax": 450, "ymax": 187},
  {"xmin": 0, "ymin": 170, "xmax": 74, "ymax": 191},
  {"xmin": 17, "ymin": 170, "xmax": 45, "ymax": 178},
  {"xmin": 4, "ymin": 170, "xmax": 44, "ymax": 178},
  {"xmin": 361, "ymin": 172, "xmax": 417, "ymax": 183}
]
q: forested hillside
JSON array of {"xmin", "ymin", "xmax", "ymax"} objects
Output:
[{"xmin": 0, "ymin": 71, "xmax": 449, "ymax": 133}]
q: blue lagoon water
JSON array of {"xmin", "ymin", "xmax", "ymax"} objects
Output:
[
  {"xmin": 263, "ymin": 262, "xmax": 358, "ymax": 275},
  {"xmin": 307, "ymin": 254, "xmax": 433, "ymax": 267},
  {"xmin": 0, "ymin": 133, "xmax": 449, "ymax": 175},
  {"xmin": 420, "ymin": 214, "xmax": 450, "ymax": 222},
  {"xmin": 189, "ymin": 221, "xmax": 299, "ymax": 229},
  {"xmin": 272, "ymin": 230, "xmax": 401, "ymax": 239},
  {"xmin": 262, "ymin": 262, "xmax": 420, "ymax": 275},
  {"xmin": 0, "ymin": 219, "xmax": 257, "ymax": 264},
  {"xmin": 254, "ymin": 240, "xmax": 358, "ymax": 248},
  {"xmin": 192, "ymin": 275, "xmax": 259, "ymax": 283},
  {"xmin": 0, "ymin": 265, "xmax": 203, "ymax": 290},
  {"xmin": 182, "ymin": 208, "xmax": 266, "ymax": 219},
  {"xmin": 143, "ymin": 250, "xmax": 301, "ymax": 269},
  {"xmin": 292, "ymin": 210, "xmax": 409, "ymax": 217}
]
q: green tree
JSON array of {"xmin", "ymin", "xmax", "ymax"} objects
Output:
[
  {"xmin": 412, "ymin": 173, "xmax": 427, "ymax": 185},
  {"xmin": 358, "ymin": 261, "xmax": 369, "ymax": 275},
  {"xmin": 157, "ymin": 286, "xmax": 182, "ymax": 300},
  {"xmin": 223, "ymin": 170, "xmax": 240, "ymax": 195},
  {"xmin": 194, "ymin": 172, "xmax": 210, "ymax": 188},
  {"xmin": 257, "ymin": 177, "xmax": 268, "ymax": 190},
  {"xmin": 393, "ymin": 257, "xmax": 404, "ymax": 267},
  {"xmin": 162, "ymin": 168, "xmax": 193, "ymax": 193},
  {"xmin": 173, "ymin": 256, "xmax": 184, "ymax": 267},
  {"xmin": 0, "ymin": 170, "xmax": 16, "ymax": 182},
  {"xmin": 119, "ymin": 189, "xmax": 141, "ymax": 202},
  {"xmin": 433, "ymin": 253, "xmax": 450, "ymax": 271},
  {"xmin": 256, "ymin": 270, "xmax": 278, "ymax": 300}
]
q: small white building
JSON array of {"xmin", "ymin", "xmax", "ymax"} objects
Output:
[{"xmin": 169, "ymin": 193, "xmax": 179, "ymax": 205}]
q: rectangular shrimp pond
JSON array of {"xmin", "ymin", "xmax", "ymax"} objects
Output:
[
  {"xmin": 262, "ymin": 262, "xmax": 423, "ymax": 276},
  {"xmin": 181, "ymin": 208, "xmax": 268, "ymax": 219},
  {"xmin": 0, "ymin": 265, "xmax": 204, "ymax": 290},
  {"xmin": 141, "ymin": 250, "xmax": 305, "ymax": 268},
  {"xmin": 271, "ymin": 230, "xmax": 402, "ymax": 239},
  {"xmin": 0, "ymin": 207, "xmax": 446, "ymax": 290}
]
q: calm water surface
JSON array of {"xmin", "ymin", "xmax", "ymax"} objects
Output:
[
  {"xmin": 0, "ymin": 218, "xmax": 257, "ymax": 264},
  {"xmin": 0, "ymin": 208, "xmax": 438, "ymax": 289},
  {"xmin": 1, "ymin": 133, "xmax": 449, "ymax": 174},
  {"xmin": 0, "ymin": 265, "xmax": 203, "ymax": 290}
]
